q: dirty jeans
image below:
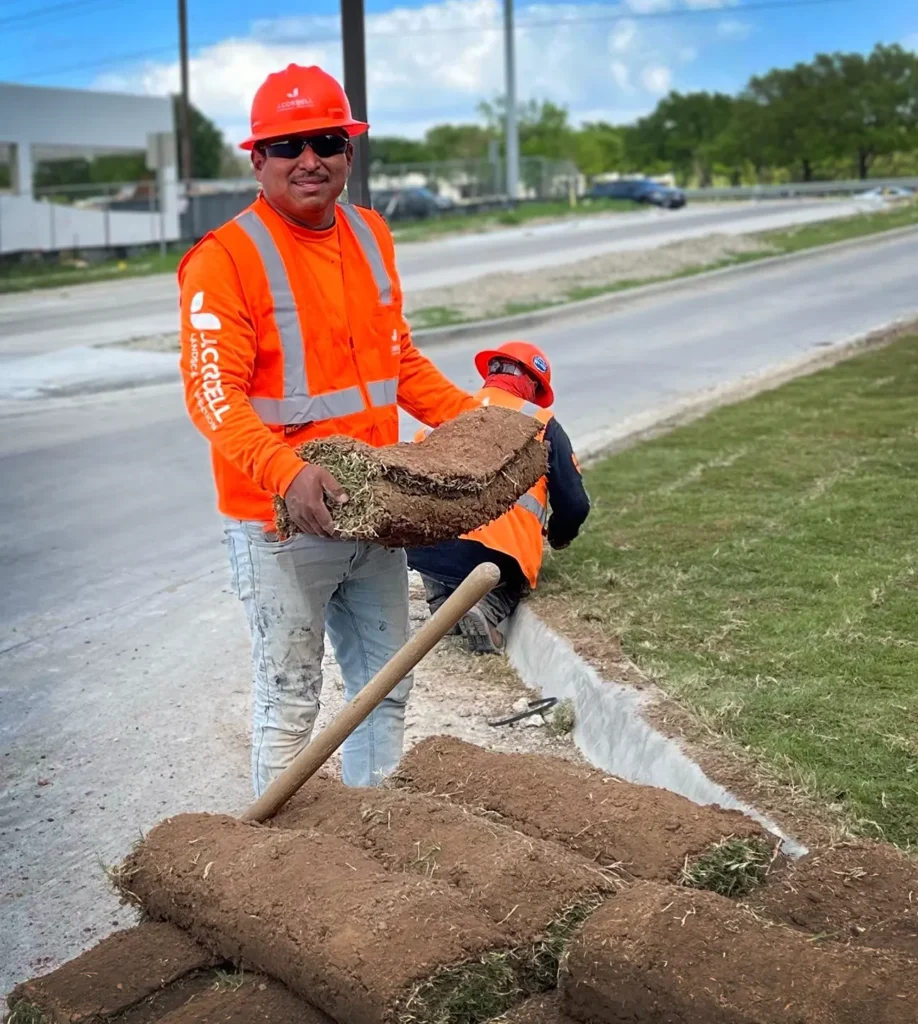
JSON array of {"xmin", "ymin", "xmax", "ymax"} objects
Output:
[{"xmin": 224, "ymin": 520, "xmax": 413, "ymax": 795}]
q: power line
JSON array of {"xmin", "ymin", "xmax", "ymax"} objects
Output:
[
  {"xmin": 0, "ymin": 0, "xmax": 121, "ymax": 28},
  {"xmin": 9, "ymin": 0, "xmax": 851, "ymax": 83}
]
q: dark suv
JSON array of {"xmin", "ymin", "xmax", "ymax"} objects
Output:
[
  {"xmin": 371, "ymin": 187, "xmax": 456, "ymax": 221},
  {"xmin": 586, "ymin": 178, "xmax": 686, "ymax": 209}
]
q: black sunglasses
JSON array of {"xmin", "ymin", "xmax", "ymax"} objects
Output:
[{"xmin": 260, "ymin": 134, "xmax": 349, "ymax": 160}]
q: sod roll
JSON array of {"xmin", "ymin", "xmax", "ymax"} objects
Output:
[
  {"xmin": 271, "ymin": 780, "xmax": 617, "ymax": 942},
  {"xmin": 395, "ymin": 736, "xmax": 770, "ymax": 882},
  {"xmin": 119, "ymin": 813, "xmax": 518, "ymax": 1024},
  {"xmin": 562, "ymin": 882, "xmax": 918, "ymax": 1024},
  {"xmin": 274, "ymin": 405, "xmax": 548, "ymax": 547}
]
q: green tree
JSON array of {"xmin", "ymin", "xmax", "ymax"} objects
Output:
[
  {"xmin": 369, "ymin": 136, "xmax": 432, "ymax": 164},
  {"xmin": 573, "ymin": 122, "xmax": 625, "ymax": 178},
  {"xmin": 172, "ymin": 97, "xmax": 225, "ymax": 179},
  {"xmin": 623, "ymin": 91, "xmax": 735, "ymax": 185},
  {"xmin": 424, "ymin": 123, "xmax": 495, "ymax": 161}
]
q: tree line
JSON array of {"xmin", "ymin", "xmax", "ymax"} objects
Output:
[
  {"xmin": 10, "ymin": 42, "xmax": 915, "ymax": 192},
  {"xmin": 370, "ymin": 43, "xmax": 918, "ymax": 185}
]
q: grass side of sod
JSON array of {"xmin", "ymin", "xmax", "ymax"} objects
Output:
[{"xmin": 540, "ymin": 331, "xmax": 918, "ymax": 848}]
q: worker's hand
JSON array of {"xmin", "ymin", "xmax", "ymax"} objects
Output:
[{"xmin": 283, "ymin": 464, "xmax": 348, "ymax": 538}]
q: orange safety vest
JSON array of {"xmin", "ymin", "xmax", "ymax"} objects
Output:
[
  {"xmin": 183, "ymin": 196, "xmax": 403, "ymax": 444},
  {"xmin": 415, "ymin": 386, "xmax": 552, "ymax": 588}
]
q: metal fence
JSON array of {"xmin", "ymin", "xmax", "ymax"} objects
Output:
[{"xmin": 3, "ymin": 167, "xmax": 916, "ymax": 259}]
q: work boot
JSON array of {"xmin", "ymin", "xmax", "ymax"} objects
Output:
[{"xmin": 458, "ymin": 604, "xmax": 505, "ymax": 655}]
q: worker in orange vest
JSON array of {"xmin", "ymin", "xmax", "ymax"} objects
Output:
[
  {"xmin": 408, "ymin": 342, "xmax": 590, "ymax": 653},
  {"xmin": 178, "ymin": 64, "xmax": 478, "ymax": 794}
]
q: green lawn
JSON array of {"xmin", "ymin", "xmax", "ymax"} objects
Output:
[{"xmin": 540, "ymin": 332, "xmax": 918, "ymax": 848}]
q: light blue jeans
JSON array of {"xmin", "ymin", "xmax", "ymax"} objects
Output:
[{"xmin": 224, "ymin": 520, "xmax": 413, "ymax": 795}]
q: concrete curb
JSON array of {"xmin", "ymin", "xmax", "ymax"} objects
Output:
[
  {"xmin": 501, "ymin": 313, "xmax": 918, "ymax": 856},
  {"xmin": 412, "ymin": 223, "xmax": 918, "ymax": 347},
  {"xmin": 504, "ymin": 607, "xmax": 807, "ymax": 857}
]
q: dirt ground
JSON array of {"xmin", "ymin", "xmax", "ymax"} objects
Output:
[{"xmin": 115, "ymin": 233, "xmax": 773, "ymax": 354}]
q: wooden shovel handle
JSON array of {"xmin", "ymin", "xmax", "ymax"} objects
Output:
[{"xmin": 241, "ymin": 561, "xmax": 501, "ymax": 823}]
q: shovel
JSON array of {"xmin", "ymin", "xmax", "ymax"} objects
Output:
[{"xmin": 241, "ymin": 561, "xmax": 501, "ymax": 823}]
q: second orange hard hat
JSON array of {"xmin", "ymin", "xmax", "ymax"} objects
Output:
[
  {"xmin": 475, "ymin": 341, "xmax": 554, "ymax": 407},
  {"xmin": 240, "ymin": 64, "xmax": 369, "ymax": 151}
]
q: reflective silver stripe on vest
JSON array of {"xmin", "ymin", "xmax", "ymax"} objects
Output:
[
  {"xmin": 235, "ymin": 210, "xmax": 308, "ymax": 415},
  {"xmin": 520, "ymin": 400, "xmax": 544, "ymax": 418},
  {"xmin": 516, "ymin": 492, "xmax": 549, "ymax": 527},
  {"xmin": 339, "ymin": 204, "xmax": 393, "ymax": 304},
  {"xmin": 249, "ymin": 388, "xmax": 366, "ymax": 426},
  {"xmin": 367, "ymin": 377, "xmax": 398, "ymax": 407}
]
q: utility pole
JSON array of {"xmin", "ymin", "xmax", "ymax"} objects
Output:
[
  {"xmin": 341, "ymin": 0, "xmax": 370, "ymax": 208},
  {"xmin": 178, "ymin": 0, "xmax": 193, "ymax": 185},
  {"xmin": 503, "ymin": 0, "xmax": 519, "ymax": 200}
]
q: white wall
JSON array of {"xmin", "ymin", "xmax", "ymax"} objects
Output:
[{"xmin": 0, "ymin": 82, "xmax": 179, "ymax": 253}]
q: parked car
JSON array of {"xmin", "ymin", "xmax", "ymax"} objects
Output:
[
  {"xmin": 585, "ymin": 178, "xmax": 686, "ymax": 209},
  {"xmin": 371, "ymin": 186, "xmax": 456, "ymax": 221},
  {"xmin": 857, "ymin": 185, "xmax": 914, "ymax": 202}
]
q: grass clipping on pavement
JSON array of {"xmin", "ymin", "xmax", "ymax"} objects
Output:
[{"xmin": 540, "ymin": 327, "xmax": 918, "ymax": 848}]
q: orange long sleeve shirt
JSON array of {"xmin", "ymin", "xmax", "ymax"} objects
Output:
[{"xmin": 179, "ymin": 206, "xmax": 477, "ymax": 523}]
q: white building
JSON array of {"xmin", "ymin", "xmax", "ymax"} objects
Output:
[{"xmin": 0, "ymin": 82, "xmax": 179, "ymax": 255}]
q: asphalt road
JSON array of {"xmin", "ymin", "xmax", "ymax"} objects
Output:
[
  {"xmin": 1, "ymin": 230, "xmax": 916, "ymax": 992},
  {"xmin": 0, "ymin": 198, "xmax": 863, "ymax": 357}
]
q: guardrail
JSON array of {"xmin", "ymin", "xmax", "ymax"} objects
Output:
[{"xmin": 682, "ymin": 178, "xmax": 918, "ymax": 200}]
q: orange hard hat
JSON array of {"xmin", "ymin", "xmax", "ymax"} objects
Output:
[
  {"xmin": 475, "ymin": 340, "xmax": 554, "ymax": 407},
  {"xmin": 240, "ymin": 64, "xmax": 369, "ymax": 151}
]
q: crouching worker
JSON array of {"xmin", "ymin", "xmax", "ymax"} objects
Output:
[{"xmin": 407, "ymin": 342, "xmax": 590, "ymax": 653}]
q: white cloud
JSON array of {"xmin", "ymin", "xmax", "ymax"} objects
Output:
[
  {"xmin": 716, "ymin": 18, "xmax": 753, "ymax": 40},
  {"xmin": 609, "ymin": 60, "xmax": 633, "ymax": 92},
  {"xmin": 641, "ymin": 64, "xmax": 672, "ymax": 94},
  {"xmin": 609, "ymin": 19, "xmax": 638, "ymax": 53},
  {"xmin": 94, "ymin": 0, "xmax": 738, "ymax": 141}
]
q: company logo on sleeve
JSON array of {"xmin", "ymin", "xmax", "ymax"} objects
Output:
[{"xmin": 187, "ymin": 291, "xmax": 230, "ymax": 429}]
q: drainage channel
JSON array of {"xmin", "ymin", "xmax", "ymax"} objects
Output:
[{"xmin": 505, "ymin": 605, "xmax": 808, "ymax": 858}]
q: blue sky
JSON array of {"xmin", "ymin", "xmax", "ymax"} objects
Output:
[{"xmin": 2, "ymin": 0, "xmax": 917, "ymax": 141}]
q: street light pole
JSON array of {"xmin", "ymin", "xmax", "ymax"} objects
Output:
[
  {"xmin": 177, "ymin": 0, "xmax": 193, "ymax": 183},
  {"xmin": 342, "ymin": 0, "xmax": 371, "ymax": 208},
  {"xmin": 503, "ymin": 0, "xmax": 519, "ymax": 200}
]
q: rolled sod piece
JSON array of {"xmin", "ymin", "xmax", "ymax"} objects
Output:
[
  {"xmin": 7, "ymin": 921, "xmax": 217, "ymax": 1022},
  {"xmin": 273, "ymin": 405, "xmax": 548, "ymax": 547},
  {"xmin": 119, "ymin": 813, "xmax": 526, "ymax": 1024},
  {"xmin": 153, "ymin": 973, "xmax": 332, "ymax": 1024},
  {"xmin": 751, "ymin": 839, "xmax": 918, "ymax": 958},
  {"xmin": 562, "ymin": 882, "xmax": 918, "ymax": 1024},
  {"xmin": 395, "ymin": 736, "xmax": 772, "ymax": 883},
  {"xmin": 271, "ymin": 779, "xmax": 617, "ymax": 943}
]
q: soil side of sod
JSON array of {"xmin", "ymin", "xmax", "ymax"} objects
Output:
[
  {"xmin": 274, "ymin": 406, "xmax": 547, "ymax": 546},
  {"xmin": 270, "ymin": 778, "xmax": 617, "ymax": 942},
  {"xmin": 562, "ymin": 882, "xmax": 918, "ymax": 1024},
  {"xmin": 7, "ymin": 922, "xmax": 217, "ymax": 1022},
  {"xmin": 538, "ymin": 329, "xmax": 918, "ymax": 848},
  {"xmin": 119, "ymin": 813, "xmax": 515, "ymax": 1024},
  {"xmin": 750, "ymin": 840, "xmax": 918, "ymax": 958},
  {"xmin": 394, "ymin": 735, "xmax": 772, "ymax": 881}
]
